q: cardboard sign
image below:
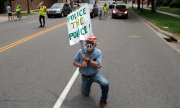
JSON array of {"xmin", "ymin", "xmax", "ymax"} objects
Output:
[{"xmin": 67, "ymin": 4, "xmax": 93, "ymax": 46}]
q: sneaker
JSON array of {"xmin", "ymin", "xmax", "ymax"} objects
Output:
[
  {"xmin": 39, "ymin": 25, "xmax": 42, "ymax": 27},
  {"xmin": 100, "ymin": 101, "xmax": 108, "ymax": 108}
]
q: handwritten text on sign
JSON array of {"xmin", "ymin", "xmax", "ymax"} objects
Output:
[{"xmin": 67, "ymin": 4, "xmax": 93, "ymax": 46}]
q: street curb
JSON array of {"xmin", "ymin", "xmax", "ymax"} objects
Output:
[{"xmin": 131, "ymin": 10, "xmax": 180, "ymax": 44}]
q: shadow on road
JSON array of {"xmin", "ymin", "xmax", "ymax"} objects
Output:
[{"xmin": 63, "ymin": 94, "xmax": 98, "ymax": 108}]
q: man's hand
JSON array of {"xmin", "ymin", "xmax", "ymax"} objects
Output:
[{"xmin": 81, "ymin": 54, "xmax": 89, "ymax": 62}]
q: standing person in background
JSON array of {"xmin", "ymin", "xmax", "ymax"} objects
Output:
[
  {"xmin": 6, "ymin": 4, "xmax": 13, "ymax": 21},
  {"xmin": 15, "ymin": 3, "xmax": 22, "ymax": 20},
  {"xmin": 99, "ymin": 10, "xmax": 103, "ymax": 20},
  {"xmin": 73, "ymin": 35, "xmax": 109, "ymax": 108},
  {"xmin": 103, "ymin": 3, "xmax": 108, "ymax": 18},
  {"xmin": 37, "ymin": 1, "xmax": 47, "ymax": 28}
]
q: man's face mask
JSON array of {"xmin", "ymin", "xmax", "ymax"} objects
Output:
[{"xmin": 85, "ymin": 43, "xmax": 94, "ymax": 52}]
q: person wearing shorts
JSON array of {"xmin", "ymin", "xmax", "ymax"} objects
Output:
[{"xmin": 6, "ymin": 4, "xmax": 13, "ymax": 21}]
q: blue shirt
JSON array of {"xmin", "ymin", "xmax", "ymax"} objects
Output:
[{"xmin": 73, "ymin": 48, "xmax": 103, "ymax": 76}]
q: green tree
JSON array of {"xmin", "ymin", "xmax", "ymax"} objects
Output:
[
  {"xmin": 0, "ymin": 0, "xmax": 8, "ymax": 13},
  {"xmin": 163, "ymin": 0, "xmax": 172, "ymax": 6},
  {"xmin": 169, "ymin": 0, "xmax": 180, "ymax": 7}
]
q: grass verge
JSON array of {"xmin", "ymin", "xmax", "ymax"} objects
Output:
[{"xmin": 132, "ymin": 8, "xmax": 180, "ymax": 37}]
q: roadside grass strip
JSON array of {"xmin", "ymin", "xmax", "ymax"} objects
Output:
[
  {"xmin": 132, "ymin": 8, "xmax": 180, "ymax": 37},
  {"xmin": 0, "ymin": 22, "xmax": 66, "ymax": 53}
]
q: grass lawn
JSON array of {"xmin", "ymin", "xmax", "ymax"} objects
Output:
[
  {"xmin": 132, "ymin": 8, "xmax": 180, "ymax": 37},
  {"xmin": 158, "ymin": 7, "xmax": 180, "ymax": 15}
]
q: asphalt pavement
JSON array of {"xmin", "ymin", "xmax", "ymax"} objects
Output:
[
  {"xmin": 0, "ymin": 4, "xmax": 180, "ymax": 108},
  {"xmin": 61, "ymin": 10, "xmax": 180, "ymax": 108}
]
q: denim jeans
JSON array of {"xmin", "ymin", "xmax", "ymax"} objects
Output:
[{"xmin": 81, "ymin": 72, "xmax": 109, "ymax": 102}]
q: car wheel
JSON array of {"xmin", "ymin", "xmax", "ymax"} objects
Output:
[
  {"xmin": 66, "ymin": 10, "xmax": 72, "ymax": 16},
  {"xmin": 61, "ymin": 12, "xmax": 64, "ymax": 18},
  {"xmin": 47, "ymin": 14, "xmax": 51, "ymax": 18},
  {"xmin": 112, "ymin": 15, "xmax": 114, "ymax": 19},
  {"xmin": 91, "ymin": 12, "xmax": 95, "ymax": 18},
  {"xmin": 125, "ymin": 16, "xmax": 128, "ymax": 19}
]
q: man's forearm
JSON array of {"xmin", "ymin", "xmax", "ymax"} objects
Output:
[
  {"xmin": 73, "ymin": 61, "xmax": 87, "ymax": 68},
  {"xmin": 89, "ymin": 59, "xmax": 101, "ymax": 69}
]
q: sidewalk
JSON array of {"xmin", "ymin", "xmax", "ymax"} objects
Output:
[
  {"xmin": 0, "ymin": 11, "xmax": 38, "ymax": 23},
  {"xmin": 0, "ymin": 14, "xmax": 8, "ymax": 22},
  {"xmin": 145, "ymin": 7, "xmax": 180, "ymax": 19},
  {"xmin": 130, "ymin": 3, "xmax": 180, "ymax": 19},
  {"xmin": 156, "ymin": 9, "xmax": 180, "ymax": 19}
]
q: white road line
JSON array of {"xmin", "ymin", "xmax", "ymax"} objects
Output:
[
  {"xmin": 108, "ymin": 15, "xmax": 111, "ymax": 20},
  {"xmin": 53, "ymin": 68, "xmax": 79, "ymax": 108}
]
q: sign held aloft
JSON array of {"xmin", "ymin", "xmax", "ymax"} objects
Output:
[{"xmin": 67, "ymin": 4, "xmax": 93, "ymax": 46}]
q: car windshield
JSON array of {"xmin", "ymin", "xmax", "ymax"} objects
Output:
[
  {"xmin": 88, "ymin": 0, "xmax": 95, "ymax": 5},
  {"xmin": 116, "ymin": 5, "xmax": 126, "ymax": 10},
  {"xmin": 51, "ymin": 3, "xmax": 64, "ymax": 9}
]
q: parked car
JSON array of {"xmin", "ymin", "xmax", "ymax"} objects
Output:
[
  {"xmin": 109, "ymin": 1, "xmax": 116, "ymax": 9},
  {"xmin": 47, "ymin": 3, "xmax": 72, "ymax": 18},
  {"xmin": 80, "ymin": 3, "xmax": 98, "ymax": 18},
  {"xmin": 112, "ymin": 4, "xmax": 128, "ymax": 19}
]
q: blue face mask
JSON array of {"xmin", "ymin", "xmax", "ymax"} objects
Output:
[{"xmin": 85, "ymin": 44, "xmax": 94, "ymax": 52}]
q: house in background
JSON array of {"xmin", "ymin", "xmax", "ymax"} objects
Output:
[{"xmin": 135, "ymin": 0, "xmax": 148, "ymax": 5}]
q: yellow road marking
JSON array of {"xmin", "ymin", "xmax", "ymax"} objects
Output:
[{"xmin": 0, "ymin": 22, "xmax": 67, "ymax": 53}]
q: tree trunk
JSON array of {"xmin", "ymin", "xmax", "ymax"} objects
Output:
[
  {"xmin": 151, "ymin": 0, "xmax": 155, "ymax": 13},
  {"xmin": 141, "ymin": 0, "xmax": 144, "ymax": 12},
  {"xmin": 8, "ymin": 0, "xmax": 12, "ymax": 9},
  {"xmin": 27, "ymin": 0, "xmax": 30, "ymax": 13},
  {"xmin": 137, "ymin": 0, "xmax": 140, "ymax": 10}
]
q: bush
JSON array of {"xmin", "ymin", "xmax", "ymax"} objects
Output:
[
  {"xmin": 169, "ymin": 0, "xmax": 180, "ymax": 8},
  {"xmin": 157, "ymin": 1, "xmax": 164, "ymax": 6},
  {"xmin": 163, "ymin": 0, "xmax": 172, "ymax": 6}
]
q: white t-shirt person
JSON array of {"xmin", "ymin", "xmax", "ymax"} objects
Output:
[
  {"xmin": 6, "ymin": 5, "xmax": 13, "ymax": 21},
  {"xmin": 6, "ymin": 5, "xmax": 12, "ymax": 14}
]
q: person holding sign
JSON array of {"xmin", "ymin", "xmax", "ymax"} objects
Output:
[{"xmin": 73, "ymin": 35, "xmax": 109, "ymax": 108}]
